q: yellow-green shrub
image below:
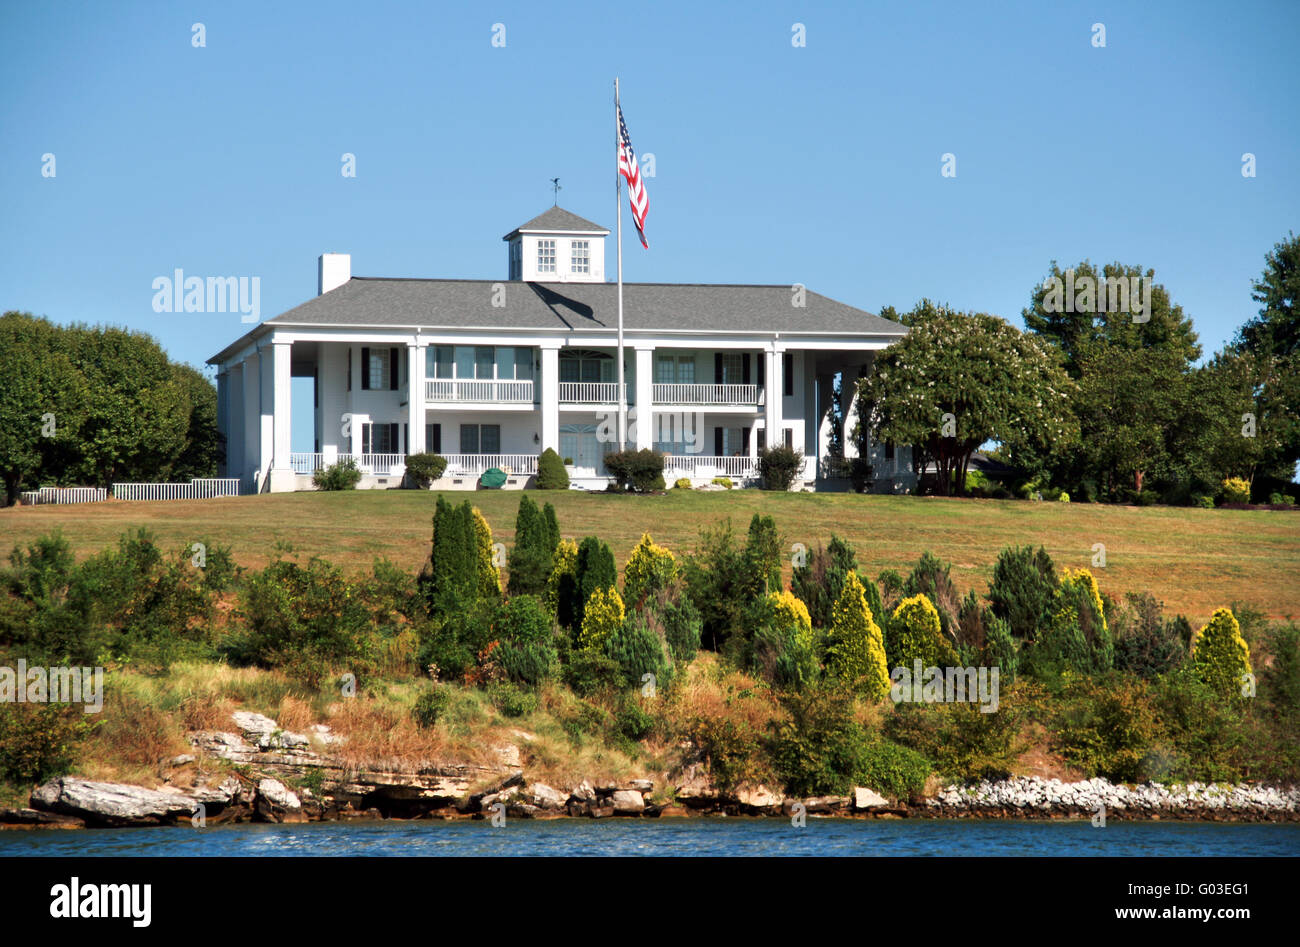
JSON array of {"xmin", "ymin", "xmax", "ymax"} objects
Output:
[
  {"xmin": 545, "ymin": 539, "xmax": 578, "ymax": 618},
  {"xmin": 578, "ymin": 586, "xmax": 625, "ymax": 652},
  {"xmin": 1191, "ymin": 607, "xmax": 1253, "ymax": 697},
  {"xmin": 1220, "ymin": 477, "xmax": 1251, "ymax": 504},
  {"xmin": 622, "ymin": 533, "xmax": 678, "ymax": 607},
  {"xmin": 890, "ymin": 594, "xmax": 959, "ymax": 668},
  {"xmin": 826, "ymin": 572, "xmax": 890, "ymax": 700}
]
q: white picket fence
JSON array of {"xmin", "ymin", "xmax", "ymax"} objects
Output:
[
  {"xmin": 112, "ymin": 479, "xmax": 240, "ymax": 501},
  {"xmin": 21, "ymin": 486, "xmax": 109, "ymax": 505}
]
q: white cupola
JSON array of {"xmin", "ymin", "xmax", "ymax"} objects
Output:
[{"xmin": 503, "ymin": 206, "xmax": 609, "ymax": 283}]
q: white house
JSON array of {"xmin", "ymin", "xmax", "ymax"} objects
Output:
[{"xmin": 206, "ymin": 206, "xmax": 912, "ymax": 492}]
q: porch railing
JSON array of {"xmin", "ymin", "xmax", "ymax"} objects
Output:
[
  {"xmin": 290, "ymin": 453, "xmax": 405, "ymax": 476},
  {"xmin": 440, "ymin": 454, "xmax": 539, "ymax": 476},
  {"xmin": 652, "ymin": 383, "xmax": 762, "ymax": 405},
  {"xmin": 425, "ymin": 379, "xmax": 534, "ymax": 403},
  {"xmin": 113, "ymin": 479, "xmax": 239, "ymax": 500},
  {"xmin": 558, "ymin": 382, "xmax": 624, "ymax": 404},
  {"xmin": 663, "ymin": 455, "xmax": 758, "ymax": 478}
]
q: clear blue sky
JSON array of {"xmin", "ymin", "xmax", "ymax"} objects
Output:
[{"xmin": 3, "ymin": 0, "xmax": 1297, "ymax": 382}]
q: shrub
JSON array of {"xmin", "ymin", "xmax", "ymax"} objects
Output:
[
  {"xmin": 884, "ymin": 697, "xmax": 1026, "ymax": 782},
  {"xmin": 622, "ymin": 533, "xmax": 678, "ymax": 608},
  {"xmin": 711, "ymin": 476, "xmax": 733, "ymax": 489},
  {"xmin": 648, "ymin": 591, "xmax": 702, "ymax": 664},
  {"xmin": 507, "ymin": 495, "xmax": 558, "ymax": 596},
  {"xmin": 889, "ymin": 595, "xmax": 959, "ymax": 669},
  {"xmin": 498, "ymin": 637, "xmax": 557, "ymax": 687},
  {"xmin": 578, "ymin": 586, "xmax": 625, "ymax": 652},
  {"xmin": 682, "ymin": 712, "xmax": 772, "ymax": 793},
  {"xmin": 571, "ymin": 537, "xmax": 616, "ymax": 631},
  {"xmin": 963, "ymin": 468, "xmax": 990, "ymax": 494},
  {"xmin": 0, "ymin": 703, "xmax": 95, "ymax": 784},
  {"xmin": 769, "ymin": 689, "xmax": 929, "ymax": 799},
  {"xmin": 605, "ymin": 616, "xmax": 672, "ymax": 691},
  {"xmin": 746, "ymin": 590, "xmax": 819, "ymax": 689},
  {"xmin": 849, "ymin": 457, "xmax": 873, "ymax": 493},
  {"xmin": 1192, "ymin": 494, "xmax": 1215, "ymax": 509},
  {"xmin": 469, "ymin": 507, "xmax": 501, "ymax": 602},
  {"xmin": 417, "ymin": 498, "xmax": 497, "ymax": 617},
  {"xmin": 412, "ymin": 687, "xmax": 452, "ymax": 728},
  {"xmin": 545, "ymin": 539, "xmax": 578, "ymax": 624},
  {"xmin": 757, "ymin": 445, "xmax": 805, "ymax": 491},
  {"xmin": 1150, "ymin": 669, "xmax": 1249, "ymax": 782},
  {"xmin": 1190, "ymin": 607, "xmax": 1253, "ymax": 698},
  {"xmin": 1057, "ymin": 492, "xmax": 1070, "ymax": 503},
  {"xmin": 683, "ymin": 520, "xmax": 765, "ymax": 651},
  {"xmin": 562, "ymin": 648, "xmax": 623, "ymax": 698},
  {"xmin": 674, "ymin": 477, "xmax": 692, "ymax": 490},
  {"xmin": 1059, "ymin": 568, "xmax": 1113, "ymax": 671},
  {"xmin": 903, "ymin": 551, "xmax": 961, "ymax": 645},
  {"xmin": 615, "ymin": 700, "xmax": 656, "ymax": 741},
  {"xmin": 536, "ymin": 447, "xmax": 569, "ymax": 490},
  {"xmin": 980, "ymin": 616, "xmax": 1019, "ymax": 683},
  {"xmin": 1020, "ymin": 571, "xmax": 1113, "ymax": 681},
  {"xmin": 987, "ymin": 545, "xmax": 1058, "ymax": 641},
  {"xmin": 313, "ymin": 458, "xmax": 362, "ymax": 490},
  {"xmin": 1113, "ymin": 592, "xmax": 1186, "ymax": 678},
  {"xmin": 487, "ymin": 682, "xmax": 538, "ymax": 718},
  {"xmin": 1049, "ymin": 675, "xmax": 1162, "ymax": 783},
  {"xmin": 1220, "ymin": 477, "xmax": 1251, "ymax": 504},
  {"xmin": 1269, "ymin": 491, "xmax": 1295, "ymax": 507},
  {"xmin": 790, "ymin": 534, "xmax": 858, "ymax": 630},
  {"xmin": 825, "ymin": 572, "xmax": 890, "ymax": 700},
  {"xmin": 604, "ymin": 449, "xmax": 666, "ymax": 492},
  {"xmin": 403, "ymin": 452, "xmax": 447, "ymax": 488},
  {"xmin": 744, "ymin": 513, "xmax": 783, "ymax": 594}
]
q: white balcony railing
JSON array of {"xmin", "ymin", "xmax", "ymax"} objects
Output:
[
  {"xmin": 652, "ymin": 383, "xmax": 762, "ymax": 406},
  {"xmin": 558, "ymin": 382, "xmax": 625, "ymax": 404},
  {"xmin": 426, "ymin": 379, "xmax": 534, "ymax": 403},
  {"xmin": 441, "ymin": 454, "xmax": 538, "ymax": 476},
  {"xmin": 663, "ymin": 455, "xmax": 759, "ymax": 478}
]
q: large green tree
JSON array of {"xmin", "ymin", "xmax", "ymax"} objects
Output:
[{"xmin": 854, "ymin": 301, "xmax": 1076, "ymax": 496}]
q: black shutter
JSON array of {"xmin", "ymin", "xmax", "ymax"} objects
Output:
[
  {"xmin": 390, "ymin": 348, "xmax": 399, "ymax": 390},
  {"xmin": 362, "ymin": 423, "xmax": 371, "ymax": 454},
  {"xmin": 756, "ymin": 355, "xmax": 764, "ymax": 386},
  {"xmin": 390, "ymin": 423, "xmax": 399, "ymax": 451},
  {"xmin": 714, "ymin": 353, "xmax": 723, "ymax": 384},
  {"xmin": 361, "ymin": 347, "xmax": 370, "ymax": 390},
  {"xmin": 347, "ymin": 348, "xmax": 352, "ymax": 391},
  {"xmin": 404, "ymin": 423, "xmax": 409, "ymax": 455},
  {"xmin": 432, "ymin": 424, "xmax": 441, "ymax": 454},
  {"xmin": 742, "ymin": 354, "xmax": 751, "ymax": 385},
  {"xmin": 784, "ymin": 356, "xmax": 794, "ymax": 396},
  {"xmin": 714, "ymin": 427, "xmax": 723, "ymax": 456},
  {"xmin": 742, "ymin": 428, "xmax": 750, "ymax": 454},
  {"xmin": 758, "ymin": 428, "xmax": 766, "ymax": 452}
]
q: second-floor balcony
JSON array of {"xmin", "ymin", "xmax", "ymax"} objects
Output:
[
  {"xmin": 558, "ymin": 382, "xmax": 625, "ymax": 404},
  {"xmin": 426, "ymin": 379, "xmax": 535, "ymax": 403},
  {"xmin": 652, "ymin": 383, "xmax": 763, "ymax": 406}
]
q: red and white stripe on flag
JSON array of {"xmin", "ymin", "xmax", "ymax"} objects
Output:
[{"xmin": 617, "ymin": 105, "xmax": 649, "ymax": 248}]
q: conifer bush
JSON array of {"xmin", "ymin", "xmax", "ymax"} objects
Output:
[
  {"xmin": 890, "ymin": 594, "xmax": 959, "ymax": 668},
  {"xmin": 536, "ymin": 447, "xmax": 569, "ymax": 490},
  {"xmin": 571, "ymin": 537, "xmax": 616, "ymax": 631},
  {"xmin": 825, "ymin": 572, "xmax": 890, "ymax": 700},
  {"xmin": 987, "ymin": 545, "xmax": 1059, "ymax": 640},
  {"xmin": 1191, "ymin": 607, "xmax": 1253, "ymax": 697},
  {"xmin": 622, "ymin": 533, "xmax": 678, "ymax": 608},
  {"xmin": 578, "ymin": 586, "xmax": 625, "ymax": 652},
  {"xmin": 507, "ymin": 495, "xmax": 559, "ymax": 596},
  {"xmin": 604, "ymin": 616, "xmax": 673, "ymax": 690},
  {"xmin": 790, "ymin": 534, "xmax": 858, "ymax": 629},
  {"xmin": 545, "ymin": 539, "xmax": 578, "ymax": 622}
]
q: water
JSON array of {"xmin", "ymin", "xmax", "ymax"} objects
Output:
[{"xmin": 4, "ymin": 818, "xmax": 1298, "ymax": 857}]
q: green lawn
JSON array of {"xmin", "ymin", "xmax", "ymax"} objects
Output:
[{"xmin": 2, "ymin": 489, "xmax": 1297, "ymax": 624}]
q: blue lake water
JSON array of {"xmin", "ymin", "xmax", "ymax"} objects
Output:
[{"xmin": 4, "ymin": 818, "xmax": 1298, "ymax": 857}]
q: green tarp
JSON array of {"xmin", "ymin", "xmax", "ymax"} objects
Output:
[{"xmin": 480, "ymin": 467, "xmax": 508, "ymax": 489}]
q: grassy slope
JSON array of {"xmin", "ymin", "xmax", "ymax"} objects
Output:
[{"xmin": 2, "ymin": 490, "xmax": 1298, "ymax": 623}]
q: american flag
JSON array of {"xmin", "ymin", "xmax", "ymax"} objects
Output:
[{"xmin": 617, "ymin": 105, "xmax": 649, "ymax": 248}]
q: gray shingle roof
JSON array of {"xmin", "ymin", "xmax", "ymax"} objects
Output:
[
  {"xmin": 503, "ymin": 206, "xmax": 610, "ymax": 239},
  {"xmin": 262, "ymin": 278, "xmax": 905, "ymax": 336}
]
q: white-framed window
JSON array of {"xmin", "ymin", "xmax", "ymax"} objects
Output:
[
  {"xmin": 537, "ymin": 239, "xmax": 556, "ymax": 274},
  {"xmin": 719, "ymin": 353, "xmax": 744, "ymax": 384},
  {"xmin": 368, "ymin": 348, "xmax": 392, "ymax": 388},
  {"xmin": 655, "ymin": 354, "xmax": 696, "ymax": 384},
  {"xmin": 460, "ymin": 424, "xmax": 501, "ymax": 454},
  {"xmin": 362, "ymin": 422, "xmax": 399, "ymax": 454},
  {"xmin": 560, "ymin": 350, "xmax": 613, "ymax": 383},
  {"xmin": 571, "ymin": 239, "xmax": 590, "ymax": 274},
  {"xmin": 428, "ymin": 346, "xmax": 532, "ymax": 380}
]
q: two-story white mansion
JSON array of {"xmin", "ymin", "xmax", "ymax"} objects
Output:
[{"xmin": 207, "ymin": 207, "xmax": 909, "ymax": 492}]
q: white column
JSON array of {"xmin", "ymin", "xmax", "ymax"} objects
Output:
[
  {"xmin": 227, "ymin": 362, "xmax": 244, "ymax": 484},
  {"xmin": 242, "ymin": 356, "xmax": 259, "ymax": 489},
  {"xmin": 268, "ymin": 340, "xmax": 295, "ymax": 492},
  {"xmin": 634, "ymin": 347, "xmax": 654, "ymax": 450},
  {"xmin": 540, "ymin": 344, "xmax": 560, "ymax": 454},
  {"xmin": 765, "ymin": 349, "xmax": 783, "ymax": 450},
  {"xmin": 408, "ymin": 343, "xmax": 426, "ymax": 454}
]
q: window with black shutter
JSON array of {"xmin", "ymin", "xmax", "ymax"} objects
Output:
[
  {"xmin": 783, "ymin": 356, "xmax": 794, "ymax": 396},
  {"xmin": 714, "ymin": 427, "xmax": 723, "ymax": 456},
  {"xmin": 360, "ymin": 347, "xmax": 370, "ymax": 390},
  {"xmin": 390, "ymin": 348, "xmax": 399, "ymax": 390}
]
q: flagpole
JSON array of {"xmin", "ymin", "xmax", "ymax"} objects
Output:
[{"xmin": 615, "ymin": 77, "xmax": 627, "ymax": 454}]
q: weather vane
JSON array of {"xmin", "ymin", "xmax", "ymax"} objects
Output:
[{"xmin": 551, "ymin": 177, "xmax": 561, "ymax": 204}]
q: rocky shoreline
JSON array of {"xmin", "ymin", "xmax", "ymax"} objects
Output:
[{"xmin": 3, "ymin": 711, "xmax": 1297, "ymax": 829}]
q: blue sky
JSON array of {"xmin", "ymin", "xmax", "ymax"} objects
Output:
[{"xmin": 2, "ymin": 0, "xmax": 1297, "ymax": 387}]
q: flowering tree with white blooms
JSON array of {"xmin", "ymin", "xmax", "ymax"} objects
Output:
[{"xmin": 854, "ymin": 301, "xmax": 1076, "ymax": 496}]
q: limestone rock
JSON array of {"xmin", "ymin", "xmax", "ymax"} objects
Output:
[
  {"xmin": 611, "ymin": 789, "xmax": 645, "ymax": 814},
  {"xmin": 31, "ymin": 777, "xmax": 198, "ymax": 827},
  {"xmin": 853, "ymin": 787, "xmax": 890, "ymax": 809}
]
